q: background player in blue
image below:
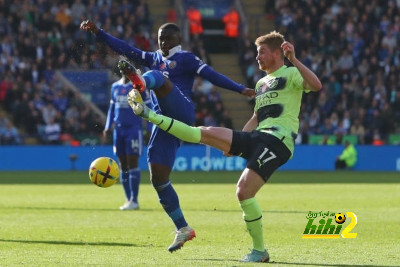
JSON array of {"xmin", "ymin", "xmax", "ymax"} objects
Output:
[
  {"xmin": 80, "ymin": 20, "xmax": 255, "ymax": 252},
  {"xmin": 103, "ymin": 73, "xmax": 151, "ymax": 211}
]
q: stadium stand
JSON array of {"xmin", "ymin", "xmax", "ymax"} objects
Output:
[
  {"xmin": 0, "ymin": 0, "xmax": 399, "ymax": 145},
  {"xmin": 239, "ymin": 0, "xmax": 400, "ymax": 145}
]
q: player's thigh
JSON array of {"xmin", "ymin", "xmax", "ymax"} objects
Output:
[
  {"xmin": 246, "ymin": 134, "xmax": 291, "ymax": 182},
  {"xmin": 123, "ymin": 128, "xmax": 144, "ymax": 156},
  {"xmin": 113, "ymin": 129, "xmax": 126, "ymax": 157},
  {"xmin": 199, "ymin": 126, "xmax": 233, "ymax": 152},
  {"xmin": 157, "ymin": 85, "xmax": 195, "ymax": 124},
  {"xmin": 117, "ymin": 155, "xmax": 128, "ymax": 171},
  {"xmin": 147, "ymin": 127, "xmax": 180, "ymax": 168},
  {"xmin": 126, "ymin": 155, "xmax": 139, "ymax": 169}
]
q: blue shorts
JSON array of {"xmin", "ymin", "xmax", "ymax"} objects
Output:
[
  {"xmin": 147, "ymin": 85, "xmax": 194, "ymax": 167},
  {"xmin": 113, "ymin": 126, "xmax": 143, "ymax": 157}
]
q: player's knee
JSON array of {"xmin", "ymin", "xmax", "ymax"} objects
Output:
[
  {"xmin": 236, "ymin": 182, "xmax": 248, "ymax": 201},
  {"xmin": 236, "ymin": 187, "xmax": 247, "ymax": 201},
  {"xmin": 198, "ymin": 126, "xmax": 212, "ymax": 136},
  {"xmin": 150, "ymin": 174, "xmax": 169, "ymax": 184},
  {"xmin": 143, "ymin": 70, "xmax": 166, "ymax": 89}
]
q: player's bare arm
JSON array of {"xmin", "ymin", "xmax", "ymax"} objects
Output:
[
  {"xmin": 242, "ymin": 112, "xmax": 258, "ymax": 132},
  {"xmin": 281, "ymin": 41, "xmax": 322, "ymax": 92}
]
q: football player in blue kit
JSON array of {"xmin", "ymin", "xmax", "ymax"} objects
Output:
[
  {"xmin": 80, "ymin": 20, "xmax": 255, "ymax": 252},
  {"xmin": 103, "ymin": 73, "xmax": 151, "ymax": 211}
]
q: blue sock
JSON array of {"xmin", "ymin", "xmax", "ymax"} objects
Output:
[
  {"xmin": 120, "ymin": 171, "xmax": 131, "ymax": 201},
  {"xmin": 153, "ymin": 180, "xmax": 187, "ymax": 229},
  {"xmin": 143, "ymin": 70, "xmax": 165, "ymax": 90},
  {"xmin": 129, "ymin": 167, "xmax": 140, "ymax": 203}
]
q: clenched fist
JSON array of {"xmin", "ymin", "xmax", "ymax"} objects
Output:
[{"xmin": 80, "ymin": 20, "xmax": 99, "ymax": 34}]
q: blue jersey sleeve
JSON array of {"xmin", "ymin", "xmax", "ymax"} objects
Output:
[
  {"xmin": 199, "ymin": 65, "xmax": 245, "ymax": 93},
  {"xmin": 181, "ymin": 52, "xmax": 206, "ymax": 75},
  {"xmin": 97, "ymin": 29, "xmax": 147, "ymax": 66}
]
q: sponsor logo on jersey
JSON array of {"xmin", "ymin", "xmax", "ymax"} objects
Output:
[
  {"xmin": 266, "ymin": 78, "xmax": 279, "ymax": 89},
  {"xmin": 258, "ymin": 77, "xmax": 286, "ymax": 92},
  {"xmin": 256, "ymin": 77, "xmax": 287, "ymax": 98}
]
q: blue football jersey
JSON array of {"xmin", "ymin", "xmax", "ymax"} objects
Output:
[
  {"xmin": 105, "ymin": 78, "xmax": 150, "ymax": 130},
  {"xmin": 141, "ymin": 47, "xmax": 204, "ymax": 99},
  {"xmin": 97, "ymin": 30, "xmax": 245, "ymax": 97}
]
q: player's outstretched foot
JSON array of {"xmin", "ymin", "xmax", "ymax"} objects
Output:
[
  {"xmin": 240, "ymin": 249, "xmax": 270, "ymax": 263},
  {"xmin": 118, "ymin": 59, "xmax": 146, "ymax": 92},
  {"xmin": 168, "ymin": 226, "xmax": 196, "ymax": 252},
  {"xmin": 127, "ymin": 89, "xmax": 150, "ymax": 119}
]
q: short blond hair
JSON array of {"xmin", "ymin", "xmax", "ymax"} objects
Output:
[{"xmin": 255, "ymin": 31, "xmax": 284, "ymax": 58}]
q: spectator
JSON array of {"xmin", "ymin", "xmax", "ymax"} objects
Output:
[
  {"xmin": 219, "ymin": 109, "xmax": 233, "ymax": 129},
  {"xmin": 0, "ymin": 110, "xmax": 9, "ymax": 131},
  {"xmin": 53, "ymin": 89, "xmax": 69, "ymax": 114},
  {"xmin": 186, "ymin": 6, "xmax": 203, "ymax": 41},
  {"xmin": 335, "ymin": 141, "xmax": 357, "ymax": 169},
  {"xmin": 42, "ymin": 102, "xmax": 58, "ymax": 125},
  {"xmin": 382, "ymin": 30, "xmax": 397, "ymax": 50},
  {"xmin": 24, "ymin": 101, "xmax": 44, "ymax": 136},
  {"xmin": 44, "ymin": 117, "xmax": 61, "ymax": 144},
  {"xmin": 319, "ymin": 117, "xmax": 336, "ymax": 135},
  {"xmin": 0, "ymin": 74, "xmax": 13, "ymax": 103},
  {"xmin": 194, "ymin": 76, "xmax": 213, "ymax": 95},
  {"xmin": 70, "ymin": 0, "xmax": 87, "ymax": 25},
  {"xmin": 0, "ymin": 120, "xmax": 21, "ymax": 145},
  {"xmin": 335, "ymin": 48, "xmax": 354, "ymax": 73},
  {"xmin": 191, "ymin": 39, "xmax": 212, "ymax": 66},
  {"xmin": 222, "ymin": 6, "xmax": 240, "ymax": 51},
  {"xmin": 350, "ymin": 119, "xmax": 365, "ymax": 144},
  {"xmin": 264, "ymin": 0, "xmax": 276, "ymax": 20},
  {"xmin": 167, "ymin": 8, "xmax": 177, "ymax": 23}
]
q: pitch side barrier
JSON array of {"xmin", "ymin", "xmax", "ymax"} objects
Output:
[{"xmin": 0, "ymin": 145, "xmax": 399, "ymax": 171}]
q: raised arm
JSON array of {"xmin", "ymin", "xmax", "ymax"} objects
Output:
[
  {"xmin": 199, "ymin": 65, "xmax": 255, "ymax": 97},
  {"xmin": 80, "ymin": 20, "xmax": 146, "ymax": 65},
  {"xmin": 281, "ymin": 41, "xmax": 322, "ymax": 92}
]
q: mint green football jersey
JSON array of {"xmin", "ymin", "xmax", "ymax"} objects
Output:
[{"xmin": 254, "ymin": 65, "xmax": 307, "ymax": 154}]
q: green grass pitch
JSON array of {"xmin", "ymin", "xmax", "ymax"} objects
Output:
[{"xmin": 0, "ymin": 171, "xmax": 399, "ymax": 266}]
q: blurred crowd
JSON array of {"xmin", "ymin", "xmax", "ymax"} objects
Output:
[
  {"xmin": 240, "ymin": 0, "xmax": 400, "ymax": 145},
  {"xmin": 0, "ymin": 0, "xmax": 230, "ymax": 145},
  {"xmin": 1, "ymin": 0, "xmax": 399, "ymax": 145},
  {"xmin": 0, "ymin": 0, "xmax": 153, "ymax": 145}
]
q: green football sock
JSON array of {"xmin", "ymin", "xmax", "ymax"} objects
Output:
[
  {"xmin": 240, "ymin": 197, "xmax": 265, "ymax": 252},
  {"xmin": 148, "ymin": 110, "xmax": 201, "ymax": 143}
]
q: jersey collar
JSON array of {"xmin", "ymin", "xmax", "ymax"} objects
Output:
[
  {"xmin": 161, "ymin": 45, "xmax": 182, "ymax": 59},
  {"xmin": 269, "ymin": 65, "xmax": 287, "ymax": 75}
]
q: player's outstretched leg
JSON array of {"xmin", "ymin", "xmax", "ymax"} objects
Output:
[
  {"xmin": 168, "ymin": 226, "xmax": 196, "ymax": 252},
  {"xmin": 128, "ymin": 89, "xmax": 201, "ymax": 143},
  {"xmin": 118, "ymin": 59, "xmax": 146, "ymax": 92},
  {"xmin": 127, "ymin": 89, "xmax": 150, "ymax": 118}
]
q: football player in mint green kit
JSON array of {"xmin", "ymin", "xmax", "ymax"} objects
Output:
[{"xmin": 127, "ymin": 31, "xmax": 322, "ymax": 262}]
